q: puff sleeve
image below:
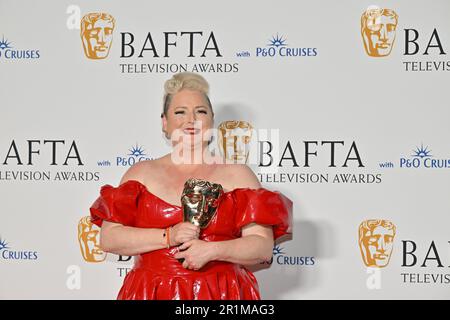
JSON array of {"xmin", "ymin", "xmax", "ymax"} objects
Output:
[
  {"xmin": 233, "ymin": 188, "xmax": 293, "ymax": 240},
  {"xmin": 90, "ymin": 180, "xmax": 144, "ymax": 227}
]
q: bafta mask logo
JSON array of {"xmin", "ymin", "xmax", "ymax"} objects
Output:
[
  {"xmin": 78, "ymin": 216, "xmax": 106, "ymax": 263},
  {"xmin": 218, "ymin": 121, "xmax": 253, "ymax": 164},
  {"xmin": 361, "ymin": 7, "xmax": 398, "ymax": 57},
  {"xmin": 80, "ymin": 12, "xmax": 115, "ymax": 59},
  {"xmin": 181, "ymin": 178, "xmax": 224, "ymax": 229},
  {"xmin": 358, "ymin": 219, "xmax": 396, "ymax": 268}
]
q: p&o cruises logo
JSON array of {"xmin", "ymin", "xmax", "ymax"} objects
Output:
[
  {"xmin": 379, "ymin": 143, "xmax": 450, "ymax": 169},
  {"xmin": 399, "ymin": 144, "xmax": 450, "ymax": 169},
  {"xmin": 261, "ymin": 245, "xmax": 316, "ymax": 267},
  {"xmin": 96, "ymin": 143, "xmax": 153, "ymax": 168},
  {"xmin": 0, "ymin": 35, "xmax": 40, "ymax": 60},
  {"xmin": 255, "ymin": 34, "xmax": 317, "ymax": 58},
  {"xmin": 0, "ymin": 236, "xmax": 39, "ymax": 260}
]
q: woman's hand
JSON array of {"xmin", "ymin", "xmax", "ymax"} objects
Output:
[
  {"xmin": 173, "ymin": 239, "xmax": 217, "ymax": 270},
  {"xmin": 170, "ymin": 222, "xmax": 200, "ymax": 246}
]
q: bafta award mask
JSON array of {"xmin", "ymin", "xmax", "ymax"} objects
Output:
[
  {"xmin": 358, "ymin": 219, "xmax": 396, "ymax": 268},
  {"xmin": 361, "ymin": 7, "xmax": 398, "ymax": 57},
  {"xmin": 78, "ymin": 216, "xmax": 107, "ymax": 263},
  {"xmin": 80, "ymin": 12, "xmax": 115, "ymax": 60},
  {"xmin": 218, "ymin": 120, "xmax": 253, "ymax": 164},
  {"xmin": 181, "ymin": 178, "xmax": 224, "ymax": 228}
]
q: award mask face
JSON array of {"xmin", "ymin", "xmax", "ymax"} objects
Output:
[
  {"xmin": 361, "ymin": 8, "xmax": 398, "ymax": 57},
  {"xmin": 358, "ymin": 219, "xmax": 396, "ymax": 268},
  {"xmin": 80, "ymin": 13, "xmax": 115, "ymax": 60},
  {"xmin": 78, "ymin": 216, "xmax": 106, "ymax": 263},
  {"xmin": 181, "ymin": 178, "xmax": 224, "ymax": 228},
  {"xmin": 218, "ymin": 120, "xmax": 253, "ymax": 164}
]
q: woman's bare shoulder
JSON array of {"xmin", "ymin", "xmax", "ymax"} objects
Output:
[{"xmin": 220, "ymin": 163, "xmax": 261, "ymax": 190}]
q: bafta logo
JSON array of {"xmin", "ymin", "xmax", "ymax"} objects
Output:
[
  {"xmin": 361, "ymin": 7, "xmax": 398, "ymax": 57},
  {"xmin": 78, "ymin": 216, "xmax": 107, "ymax": 263},
  {"xmin": 181, "ymin": 178, "xmax": 224, "ymax": 229},
  {"xmin": 80, "ymin": 12, "xmax": 115, "ymax": 59},
  {"xmin": 358, "ymin": 219, "xmax": 396, "ymax": 268},
  {"xmin": 218, "ymin": 121, "xmax": 253, "ymax": 164}
]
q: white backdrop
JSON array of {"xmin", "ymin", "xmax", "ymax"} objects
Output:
[{"xmin": 1, "ymin": 0, "xmax": 450, "ymax": 299}]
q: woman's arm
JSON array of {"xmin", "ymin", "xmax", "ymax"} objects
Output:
[
  {"xmin": 99, "ymin": 221, "xmax": 167, "ymax": 256},
  {"xmin": 98, "ymin": 161, "xmax": 199, "ymax": 256},
  {"xmin": 174, "ymin": 223, "xmax": 273, "ymax": 268},
  {"xmin": 213, "ymin": 165, "xmax": 273, "ymax": 265},
  {"xmin": 213, "ymin": 223, "xmax": 274, "ymax": 265},
  {"xmin": 100, "ymin": 221, "xmax": 199, "ymax": 256}
]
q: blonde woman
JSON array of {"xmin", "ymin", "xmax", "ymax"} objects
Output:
[{"xmin": 90, "ymin": 72, "xmax": 292, "ymax": 300}]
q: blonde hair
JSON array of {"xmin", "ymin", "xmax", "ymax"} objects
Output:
[{"xmin": 162, "ymin": 72, "xmax": 213, "ymax": 117}]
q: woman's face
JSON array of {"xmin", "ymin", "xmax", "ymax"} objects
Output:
[{"xmin": 162, "ymin": 89, "xmax": 214, "ymax": 147}]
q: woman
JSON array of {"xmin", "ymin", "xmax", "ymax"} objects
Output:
[{"xmin": 90, "ymin": 72, "xmax": 292, "ymax": 300}]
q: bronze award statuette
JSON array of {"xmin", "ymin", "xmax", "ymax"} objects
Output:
[{"xmin": 178, "ymin": 178, "xmax": 224, "ymax": 263}]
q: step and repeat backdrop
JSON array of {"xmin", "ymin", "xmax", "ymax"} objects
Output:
[{"xmin": 1, "ymin": 0, "xmax": 449, "ymax": 299}]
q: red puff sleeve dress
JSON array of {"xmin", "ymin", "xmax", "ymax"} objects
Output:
[{"xmin": 90, "ymin": 179, "xmax": 293, "ymax": 300}]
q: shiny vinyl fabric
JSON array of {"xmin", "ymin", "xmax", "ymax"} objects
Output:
[{"xmin": 90, "ymin": 179, "xmax": 293, "ymax": 300}]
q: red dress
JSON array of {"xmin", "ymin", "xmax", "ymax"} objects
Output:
[{"xmin": 90, "ymin": 179, "xmax": 292, "ymax": 300}]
